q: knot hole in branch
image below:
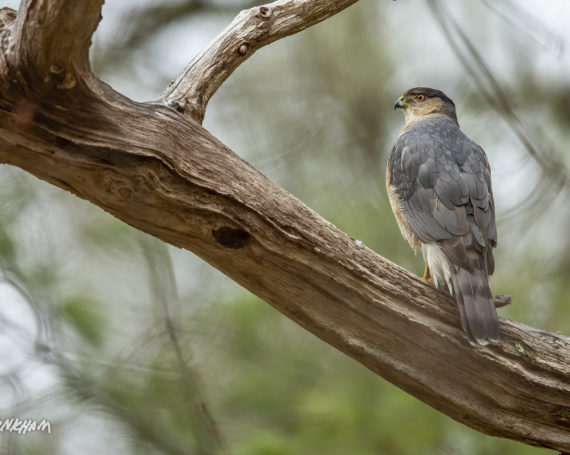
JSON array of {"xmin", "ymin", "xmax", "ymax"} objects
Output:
[
  {"xmin": 212, "ymin": 227, "xmax": 251, "ymax": 249},
  {"xmin": 43, "ymin": 63, "xmax": 77, "ymax": 90},
  {"xmin": 258, "ymin": 6, "xmax": 272, "ymax": 18}
]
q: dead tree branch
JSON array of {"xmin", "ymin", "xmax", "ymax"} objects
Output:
[
  {"xmin": 162, "ymin": 0, "xmax": 360, "ymax": 122},
  {"xmin": 0, "ymin": 0, "xmax": 569, "ymax": 451}
]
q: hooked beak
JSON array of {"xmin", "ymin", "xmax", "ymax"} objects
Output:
[{"xmin": 394, "ymin": 98, "xmax": 406, "ymax": 110}]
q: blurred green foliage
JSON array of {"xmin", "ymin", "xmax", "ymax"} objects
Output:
[
  {"xmin": 60, "ymin": 297, "xmax": 105, "ymax": 348},
  {"xmin": 1, "ymin": 1, "xmax": 569, "ymax": 454}
]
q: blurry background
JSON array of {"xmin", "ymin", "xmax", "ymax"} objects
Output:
[{"xmin": 1, "ymin": 0, "xmax": 569, "ymax": 454}]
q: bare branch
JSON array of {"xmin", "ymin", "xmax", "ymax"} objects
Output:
[
  {"xmin": 0, "ymin": 0, "xmax": 569, "ymax": 451},
  {"xmin": 162, "ymin": 0, "xmax": 360, "ymax": 122},
  {"xmin": 92, "ymin": 0, "xmax": 259, "ymax": 74},
  {"xmin": 11, "ymin": 0, "xmax": 104, "ymax": 73},
  {"xmin": 1, "ymin": 1, "xmax": 103, "ymax": 110},
  {"xmin": 1, "ymin": 82, "xmax": 569, "ymax": 449}
]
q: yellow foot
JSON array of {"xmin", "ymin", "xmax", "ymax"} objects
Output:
[{"xmin": 422, "ymin": 264, "xmax": 434, "ymax": 284}]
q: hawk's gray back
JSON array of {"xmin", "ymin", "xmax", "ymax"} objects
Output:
[{"xmin": 387, "ymin": 113, "xmax": 499, "ymax": 344}]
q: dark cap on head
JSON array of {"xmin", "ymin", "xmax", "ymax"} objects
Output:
[{"xmin": 403, "ymin": 87, "xmax": 455, "ymax": 108}]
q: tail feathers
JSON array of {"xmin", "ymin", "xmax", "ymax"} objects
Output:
[{"xmin": 451, "ymin": 266, "xmax": 500, "ymax": 345}]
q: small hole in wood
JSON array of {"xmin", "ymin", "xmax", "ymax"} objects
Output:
[
  {"xmin": 258, "ymin": 6, "xmax": 271, "ymax": 18},
  {"xmin": 212, "ymin": 227, "xmax": 251, "ymax": 249}
]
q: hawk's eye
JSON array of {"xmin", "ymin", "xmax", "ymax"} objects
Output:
[{"xmin": 416, "ymin": 94, "xmax": 425, "ymax": 102}]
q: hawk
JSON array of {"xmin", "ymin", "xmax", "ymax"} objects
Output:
[{"xmin": 387, "ymin": 87, "xmax": 499, "ymax": 345}]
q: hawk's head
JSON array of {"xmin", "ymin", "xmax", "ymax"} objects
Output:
[{"xmin": 394, "ymin": 87, "xmax": 457, "ymax": 125}]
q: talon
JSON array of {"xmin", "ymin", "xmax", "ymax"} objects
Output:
[
  {"xmin": 494, "ymin": 294, "xmax": 512, "ymax": 308},
  {"xmin": 422, "ymin": 263, "xmax": 433, "ymax": 283}
]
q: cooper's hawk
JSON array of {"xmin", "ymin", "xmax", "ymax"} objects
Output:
[{"xmin": 387, "ymin": 87, "xmax": 499, "ymax": 345}]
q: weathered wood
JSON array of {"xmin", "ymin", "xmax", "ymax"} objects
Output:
[
  {"xmin": 162, "ymin": 0, "xmax": 360, "ymax": 122},
  {"xmin": 0, "ymin": 1, "xmax": 569, "ymax": 451}
]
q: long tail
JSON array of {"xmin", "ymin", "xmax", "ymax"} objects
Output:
[{"xmin": 451, "ymin": 263, "xmax": 500, "ymax": 345}]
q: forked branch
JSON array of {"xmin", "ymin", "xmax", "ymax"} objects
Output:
[
  {"xmin": 162, "ymin": 0, "xmax": 359, "ymax": 122},
  {"xmin": 0, "ymin": 1, "xmax": 569, "ymax": 452}
]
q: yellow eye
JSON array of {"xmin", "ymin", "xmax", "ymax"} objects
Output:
[{"xmin": 416, "ymin": 94, "xmax": 425, "ymax": 102}]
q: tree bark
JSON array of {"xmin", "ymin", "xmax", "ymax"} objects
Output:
[{"xmin": 1, "ymin": 1, "xmax": 569, "ymax": 451}]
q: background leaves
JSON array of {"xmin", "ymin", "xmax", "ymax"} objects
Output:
[{"xmin": 1, "ymin": 0, "xmax": 569, "ymax": 454}]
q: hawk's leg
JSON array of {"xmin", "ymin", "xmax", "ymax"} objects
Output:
[{"xmin": 422, "ymin": 263, "xmax": 435, "ymax": 284}]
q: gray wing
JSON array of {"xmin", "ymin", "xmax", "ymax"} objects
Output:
[{"xmin": 388, "ymin": 117, "xmax": 497, "ymax": 273}]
